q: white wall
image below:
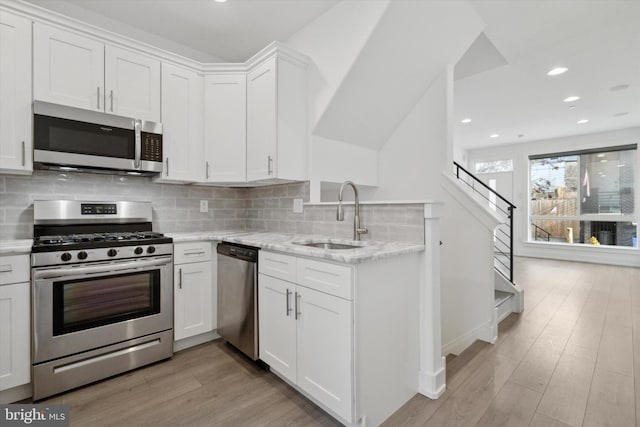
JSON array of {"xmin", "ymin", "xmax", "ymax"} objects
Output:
[
  {"xmin": 360, "ymin": 71, "xmax": 449, "ymax": 201},
  {"xmin": 285, "ymin": 0, "xmax": 389, "ymax": 130},
  {"xmin": 467, "ymin": 126, "xmax": 640, "ymax": 267}
]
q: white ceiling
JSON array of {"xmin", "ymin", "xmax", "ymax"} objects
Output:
[
  {"xmin": 455, "ymin": 0, "xmax": 640, "ymax": 151},
  {"xmin": 24, "ymin": 0, "xmax": 339, "ymax": 62},
  {"xmin": 24, "ymin": 0, "xmax": 640, "ymax": 151}
]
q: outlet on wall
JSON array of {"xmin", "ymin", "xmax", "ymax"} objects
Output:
[
  {"xmin": 293, "ymin": 198, "xmax": 303, "ymax": 213},
  {"xmin": 200, "ymin": 200, "xmax": 208, "ymax": 213}
]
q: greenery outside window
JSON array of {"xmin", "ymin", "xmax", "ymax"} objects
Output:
[{"xmin": 529, "ymin": 145, "xmax": 637, "ymax": 248}]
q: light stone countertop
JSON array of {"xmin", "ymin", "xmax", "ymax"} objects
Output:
[
  {"xmin": 0, "ymin": 232, "xmax": 425, "ymax": 264},
  {"xmin": 0, "ymin": 239, "xmax": 33, "ymax": 256},
  {"xmin": 167, "ymin": 231, "xmax": 424, "ymax": 264}
]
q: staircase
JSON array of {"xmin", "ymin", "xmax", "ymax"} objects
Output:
[{"xmin": 453, "ymin": 162, "xmax": 524, "ymax": 326}]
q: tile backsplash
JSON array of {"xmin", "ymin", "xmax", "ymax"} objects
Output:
[
  {"xmin": 0, "ymin": 171, "xmax": 246, "ymax": 240},
  {"xmin": 0, "ymin": 172, "xmax": 424, "ymax": 244}
]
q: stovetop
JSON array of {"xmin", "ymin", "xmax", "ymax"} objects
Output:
[
  {"xmin": 36, "ymin": 231, "xmax": 166, "ymax": 246},
  {"xmin": 32, "ymin": 231, "xmax": 173, "ymax": 253}
]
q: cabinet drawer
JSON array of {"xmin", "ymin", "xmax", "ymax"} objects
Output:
[
  {"xmin": 297, "ymin": 259, "xmax": 353, "ymax": 300},
  {"xmin": 174, "ymin": 242, "xmax": 212, "ymax": 264},
  {"xmin": 259, "ymin": 251, "xmax": 297, "ymax": 283},
  {"xmin": 0, "ymin": 254, "xmax": 30, "ymax": 286}
]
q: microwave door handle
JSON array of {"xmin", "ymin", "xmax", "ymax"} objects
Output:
[{"xmin": 134, "ymin": 120, "xmax": 142, "ymax": 168}]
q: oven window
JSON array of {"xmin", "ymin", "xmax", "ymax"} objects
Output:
[
  {"xmin": 34, "ymin": 115, "xmax": 135, "ymax": 159},
  {"xmin": 52, "ymin": 270, "xmax": 161, "ymax": 336}
]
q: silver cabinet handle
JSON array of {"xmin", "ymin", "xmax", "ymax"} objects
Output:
[
  {"xmin": 165, "ymin": 158, "xmax": 169, "ymax": 176},
  {"xmin": 184, "ymin": 250, "xmax": 205, "ymax": 256},
  {"xmin": 21, "ymin": 141, "xmax": 25, "ymax": 166},
  {"xmin": 110, "ymin": 90, "xmax": 114, "ymax": 112},
  {"xmin": 178, "ymin": 267, "xmax": 183, "ymax": 289},
  {"xmin": 267, "ymin": 155, "xmax": 273, "ymax": 176},
  {"xmin": 294, "ymin": 291, "xmax": 301, "ymax": 320},
  {"xmin": 97, "ymin": 87, "xmax": 100, "ymax": 109},
  {"xmin": 206, "ymin": 161, "xmax": 210, "ymax": 179},
  {"xmin": 286, "ymin": 288, "xmax": 291, "ymax": 316},
  {"xmin": 0, "ymin": 264, "xmax": 13, "ymax": 273}
]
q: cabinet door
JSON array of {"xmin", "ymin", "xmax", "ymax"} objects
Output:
[
  {"xmin": 246, "ymin": 57, "xmax": 277, "ymax": 181},
  {"xmin": 0, "ymin": 282, "xmax": 30, "ymax": 390},
  {"xmin": 174, "ymin": 262, "xmax": 213, "ymax": 341},
  {"xmin": 0, "ymin": 11, "xmax": 32, "ymax": 174},
  {"xmin": 297, "ymin": 286, "xmax": 353, "ymax": 421},
  {"xmin": 258, "ymin": 274, "xmax": 297, "ymax": 383},
  {"xmin": 204, "ymin": 74, "xmax": 247, "ymax": 182},
  {"xmin": 105, "ymin": 46, "xmax": 160, "ymax": 122},
  {"xmin": 159, "ymin": 63, "xmax": 204, "ymax": 182},
  {"xmin": 33, "ymin": 23, "xmax": 104, "ymax": 111}
]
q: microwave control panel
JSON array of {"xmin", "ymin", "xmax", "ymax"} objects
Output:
[{"xmin": 141, "ymin": 133, "xmax": 163, "ymax": 162}]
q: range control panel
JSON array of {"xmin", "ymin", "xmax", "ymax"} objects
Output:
[{"xmin": 81, "ymin": 203, "xmax": 117, "ymax": 215}]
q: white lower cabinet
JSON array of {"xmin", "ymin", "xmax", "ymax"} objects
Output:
[
  {"xmin": 173, "ymin": 242, "xmax": 214, "ymax": 341},
  {"xmin": 259, "ymin": 252, "xmax": 353, "ymax": 422},
  {"xmin": 0, "ymin": 255, "xmax": 31, "ymax": 395},
  {"xmin": 259, "ymin": 250, "xmax": 421, "ymax": 427}
]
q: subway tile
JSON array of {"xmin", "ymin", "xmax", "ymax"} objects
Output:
[{"xmin": 5, "ymin": 207, "xmax": 33, "ymax": 225}]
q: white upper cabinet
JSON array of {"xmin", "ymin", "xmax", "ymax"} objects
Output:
[
  {"xmin": 33, "ymin": 23, "xmax": 160, "ymax": 122},
  {"xmin": 104, "ymin": 45, "xmax": 160, "ymax": 121},
  {"xmin": 203, "ymin": 73, "xmax": 247, "ymax": 183},
  {"xmin": 0, "ymin": 11, "xmax": 32, "ymax": 174},
  {"xmin": 246, "ymin": 55, "xmax": 307, "ymax": 182},
  {"xmin": 158, "ymin": 62, "xmax": 204, "ymax": 183}
]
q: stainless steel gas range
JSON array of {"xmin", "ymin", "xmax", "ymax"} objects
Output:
[{"xmin": 30, "ymin": 200, "xmax": 174, "ymax": 400}]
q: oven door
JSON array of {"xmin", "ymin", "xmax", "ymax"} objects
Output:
[{"xmin": 32, "ymin": 255, "xmax": 173, "ymax": 364}]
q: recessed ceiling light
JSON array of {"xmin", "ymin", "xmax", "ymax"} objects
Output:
[
  {"xmin": 600, "ymin": 159, "xmax": 608, "ymax": 163},
  {"xmin": 563, "ymin": 96, "xmax": 580, "ymax": 102},
  {"xmin": 613, "ymin": 112, "xmax": 629, "ymax": 117},
  {"xmin": 489, "ymin": 134, "xmax": 500, "ymax": 138},
  {"xmin": 214, "ymin": 0, "xmax": 228, "ymax": 3},
  {"xmin": 609, "ymin": 84, "xmax": 630, "ymax": 92},
  {"xmin": 577, "ymin": 119, "xmax": 589, "ymax": 124},
  {"xmin": 597, "ymin": 154, "xmax": 605, "ymax": 158},
  {"xmin": 568, "ymin": 105, "xmax": 577, "ymax": 110},
  {"xmin": 601, "ymin": 174, "xmax": 606, "ymax": 177},
  {"xmin": 461, "ymin": 118, "xmax": 472, "ymax": 124},
  {"xmin": 547, "ymin": 67, "xmax": 568, "ymax": 76},
  {"xmin": 617, "ymin": 164, "xmax": 625, "ymax": 167}
]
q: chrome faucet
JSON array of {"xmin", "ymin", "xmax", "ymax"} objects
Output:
[{"xmin": 336, "ymin": 180, "xmax": 368, "ymax": 241}]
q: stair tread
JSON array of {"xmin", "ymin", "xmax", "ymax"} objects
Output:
[{"xmin": 495, "ymin": 290, "xmax": 513, "ymax": 307}]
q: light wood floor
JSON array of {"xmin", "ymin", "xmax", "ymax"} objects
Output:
[
  {"xmin": 38, "ymin": 257, "xmax": 640, "ymax": 426},
  {"xmin": 383, "ymin": 256, "xmax": 640, "ymax": 427}
]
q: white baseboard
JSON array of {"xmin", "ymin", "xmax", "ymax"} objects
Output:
[
  {"xmin": 418, "ymin": 357, "xmax": 447, "ymax": 399},
  {"xmin": 0, "ymin": 383, "xmax": 32, "ymax": 403},
  {"xmin": 442, "ymin": 320, "xmax": 493, "ymax": 356},
  {"xmin": 173, "ymin": 330, "xmax": 220, "ymax": 352}
]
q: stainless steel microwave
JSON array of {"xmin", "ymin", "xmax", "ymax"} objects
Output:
[{"xmin": 33, "ymin": 101, "xmax": 163, "ymax": 175}]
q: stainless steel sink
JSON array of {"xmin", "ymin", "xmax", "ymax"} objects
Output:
[{"xmin": 293, "ymin": 240, "xmax": 364, "ymax": 250}]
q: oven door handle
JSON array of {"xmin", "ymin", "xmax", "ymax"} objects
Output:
[{"xmin": 34, "ymin": 257, "xmax": 172, "ymax": 279}]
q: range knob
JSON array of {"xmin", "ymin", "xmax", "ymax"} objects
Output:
[
  {"xmin": 134, "ymin": 247, "xmax": 144, "ymax": 255},
  {"xmin": 147, "ymin": 246, "xmax": 156, "ymax": 254},
  {"xmin": 107, "ymin": 249, "xmax": 118, "ymax": 257},
  {"xmin": 61, "ymin": 252, "xmax": 72, "ymax": 262},
  {"xmin": 77, "ymin": 251, "xmax": 88, "ymax": 260}
]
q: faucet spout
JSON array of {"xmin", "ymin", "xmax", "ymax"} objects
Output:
[{"xmin": 336, "ymin": 181, "xmax": 368, "ymax": 241}]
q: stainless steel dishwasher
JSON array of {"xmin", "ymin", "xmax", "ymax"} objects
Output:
[{"xmin": 217, "ymin": 242, "xmax": 259, "ymax": 360}]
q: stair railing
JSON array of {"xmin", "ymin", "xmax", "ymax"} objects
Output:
[
  {"xmin": 531, "ymin": 223, "xmax": 551, "ymax": 242},
  {"xmin": 453, "ymin": 162, "xmax": 516, "ymax": 283}
]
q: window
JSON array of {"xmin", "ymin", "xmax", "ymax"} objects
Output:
[
  {"xmin": 529, "ymin": 145, "xmax": 637, "ymax": 248},
  {"xmin": 475, "ymin": 159, "xmax": 513, "ymax": 174}
]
